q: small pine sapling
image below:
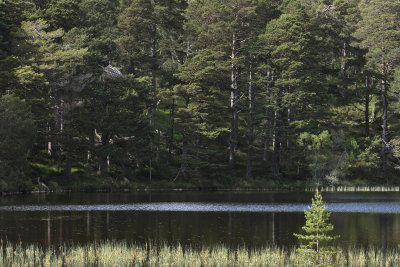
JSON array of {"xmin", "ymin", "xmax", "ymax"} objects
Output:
[{"xmin": 294, "ymin": 190, "xmax": 339, "ymax": 266}]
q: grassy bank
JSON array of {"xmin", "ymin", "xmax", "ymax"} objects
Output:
[{"xmin": 1, "ymin": 241, "xmax": 399, "ymax": 266}]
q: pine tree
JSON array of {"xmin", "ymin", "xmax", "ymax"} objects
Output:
[
  {"xmin": 259, "ymin": 0, "xmax": 330, "ymax": 176},
  {"xmin": 62, "ymin": 0, "xmax": 122, "ymax": 176},
  {"xmin": 0, "ymin": 0, "xmax": 34, "ymax": 94},
  {"xmin": 353, "ymin": 0, "xmax": 400, "ymax": 178},
  {"xmin": 118, "ymin": 0, "xmax": 187, "ymax": 180},
  {"xmin": 294, "ymin": 190, "xmax": 339, "ymax": 266}
]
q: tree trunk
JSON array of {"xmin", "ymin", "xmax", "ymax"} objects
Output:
[
  {"xmin": 341, "ymin": 42, "xmax": 347, "ymax": 71},
  {"xmin": 264, "ymin": 119, "xmax": 271, "ymax": 162},
  {"xmin": 66, "ymin": 150, "xmax": 71, "ymax": 177},
  {"xmin": 365, "ymin": 75, "xmax": 370, "ymax": 137},
  {"xmin": 264, "ymin": 70, "xmax": 272, "ymax": 163},
  {"xmin": 341, "ymin": 42, "xmax": 348, "ymax": 92},
  {"xmin": 53, "ymin": 94, "xmax": 64, "ymax": 158},
  {"xmin": 149, "ymin": 115, "xmax": 153, "ymax": 183},
  {"xmin": 287, "ymin": 108, "xmax": 291, "ymax": 149},
  {"xmin": 156, "ymin": 129, "xmax": 160, "ymax": 163},
  {"xmin": 107, "ymin": 155, "xmax": 110, "ymax": 173},
  {"xmin": 87, "ymin": 128, "xmax": 95, "ymax": 162},
  {"xmin": 381, "ymin": 76, "xmax": 388, "ymax": 178},
  {"xmin": 229, "ymin": 33, "xmax": 239, "ymax": 169},
  {"xmin": 181, "ymin": 128, "xmax": 189, "ymax": 179},
  {"xmin": 148, "ymin": 21, "xmax": 157, "ymax": 182},
  {"xmin": 64, "ymin": 93, "xmax": 73, "ymax": 178},
  {"xmin": 100, "ymin": 133, "xmax": 110, "ymax": 176},
  {"xmin": 246, "ymin": 62, "xmax": 254, "ymax": 179},
  {"xmin": 152, "ymin": 31, "xmax": 160, "ymax": 165},
  {"xmin": 47, "ymin": 123, "xmax": 52, "ymax": 155},
  {"xmin": 150, "ymin": 26, "xmax": 157, "ymax": 94},
  {"xmin": 273, "ymin": 96, "xmax": 281, "ymax": 175},
  {"xmin": 168, "ymin": 97, "xmax": 175, "ymax": 163}
]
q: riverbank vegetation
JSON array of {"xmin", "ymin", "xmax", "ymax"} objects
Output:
[
  {"xmin": 1, "ymin": 0, "xmax": 400, "ymax": 191},
  {"xmin": 0, "ymin": 241, "xmax": 399, "ymax": 266}
]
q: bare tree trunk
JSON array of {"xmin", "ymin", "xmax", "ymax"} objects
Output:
[
  {"xmin": 341, "ymin": 42, "xmax": 348, "ymax": 91},
  {"xmin": 181, "ymin": 128, "xmax": 189, "ymax": 179},
  {"xmin": 273, "ymin": 97, "xmax": 281, "ymax": 175},
  {"xmin": 180, "ymin": 97, "xmax": 190, "ymax": 180},
  {"xmin": 381, "ymin": 76, "xmax": 388, "ymax": 178},
  {"xmin": 264, "ymin": 69, "xmax": 272, "ymax": 163},
  {"xmin": 148, "ymin": 23, "xmax": 157, "ymax": 182},
  {"xmin": 195, "ymin": 135, "xmax": 200, "ymax": 173},
  {"xmin": 47, "ymin": 123, "xmax": 52, "ymax": 155},
  {"xmin": 168, "ymin": 97, "xmax": 175, "ymax": 163},
  {"xmin": 365, "ymin": 75, "xmax": 370, "ymax": 137},
  {"xmin": 246, "ymin": 62, "xmax": 254, "ymax": 179},
  {"xmin": 55, "ymin": 98, "xmax": 63, "ymax": 133},
  {"xmin": 65, "ymin": 93, "xmax": 73, "ymax": 178},
  {"xmin": 229, "ymin": 33, "xmax": 239, "ymax": 169},
  {"xmin": 156, "ymin": 129, "xmax": 160, "ymax": 163},
  {"xmin": 283, "ymin": 107, "xmax": 292, "ymax": 169},
  {"xmin": 150, "ymin": 28, "xmax": 157, "ymax": 94},
  {"xmin": 107, "ymin": 155, "xmax": 110, "ymax": 173},
  {"xmin": 100, "ymin": 133, "xmax": 110, "ymax": 176},
  {"xmin": 272, "ymin": 109, "xmax": 277, "ymax": 157},
  {"xmin": 66, "ymin": 150, "xmax": 71, "ymax": 177},
  {"xmin": 341, "ymin": 42, "xmax": 347, "ymax": 71},
  {"xmin": 145, "ymin": 1, "xmax": 158, "ymax": 180},
  {"xmin": 149, "ymin": 115, "xmax": 153, "ymax": 183},
  {"xmin": 87, "ymin": 128, "xmax": 94, "ymax": 163},
  {"xmin": 264, "ymin": 118, "xmax": 271, "ymax": 162},
  {"xmin": 287, "ymin": 108, "xmax": 291, "ymax": 149},
  {"xmin": 53, "ymin": 94, "xmax": 64, "ymax": 158}
]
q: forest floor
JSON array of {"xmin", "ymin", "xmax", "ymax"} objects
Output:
[{"xmin": 25, "ymin": 161, "xmax": 400, "ymax": 193}]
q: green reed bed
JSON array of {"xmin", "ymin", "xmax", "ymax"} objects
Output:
[
  {"xmin": 1, "ymin": 241, "xmax": 400, "ymax": 266},
  {"xmin": 306, "ymin": 185, "xmax": 400, "ymax": 192}
]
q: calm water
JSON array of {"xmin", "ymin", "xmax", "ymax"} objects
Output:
[{"xmin": 0, "ymin": 191, "xmax": 399, "ymax": 249}]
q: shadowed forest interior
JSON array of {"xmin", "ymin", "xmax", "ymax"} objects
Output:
[{"xmin": 1, "ymin": 0, "xmax": 400, "ymax": 191}]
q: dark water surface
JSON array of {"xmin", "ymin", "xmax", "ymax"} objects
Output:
[{"xmin": 0, "ymin": 191, "xmax": 399, "ymax": 248}]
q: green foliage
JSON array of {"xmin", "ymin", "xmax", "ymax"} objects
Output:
[
  {"xmin": 43, "ymin": 0, "xmax": 81, "ymax": 31},
  {"xmin": 353, "ymin": 0, "xmax": 400, "ymax": 73},
  {"xmin": 0, "ymin": 95, "xmax": 35, "ymax": 190},
  {"xmin": 294, "ymin": 190, "xmax": 339, "ymax": 266},
  {"xmin": 0, "ymin": 0, "xmax": 400, "ymax": 190},
  {"xmin": 298, "ymin": 131, "xmax": 336, "ymax": 183},
  {"xmin": 74, "ymin": 74, "xmax": 149, "ymax": 177}
]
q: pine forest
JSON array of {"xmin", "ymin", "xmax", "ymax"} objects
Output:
[{"xmin": 1, "ymin": 0, "xmax": 400, "ymax": 191}]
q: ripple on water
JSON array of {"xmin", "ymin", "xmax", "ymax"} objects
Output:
[{"xmin": 0, "ymin": 202, "xmax": 400, "ymax": 213}]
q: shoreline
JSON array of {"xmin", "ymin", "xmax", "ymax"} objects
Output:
[
  {"xmin": 2, "ymin": 184, "xmax": 400, "ymax": 196},
  {"xmin": 0, "ymin": 240, "xmax": 398, "ymax": 266}
]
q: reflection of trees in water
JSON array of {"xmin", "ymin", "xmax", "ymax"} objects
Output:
[
  {"xmin": 86, "ymin": 211, "xmax": 90, "ymax": 237},
  {"xmin": 381, "ymin": 214, "xmax": 388, "ymax": 252},
  {"xmin": 2, "ymin": 205, "xmax": 400, "ymax": 249},
  {"xmin": 47, "ymin": 211, "xmax": 50, "ymax": 246}
]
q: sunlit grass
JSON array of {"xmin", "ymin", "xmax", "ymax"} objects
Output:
[
  {"xmin": 307, "ymin": 185, "xmax": 400, "ymax": 192},
  {"xmin": 0, "ymin": 241, "xmax": 399, "ymax": 266}
]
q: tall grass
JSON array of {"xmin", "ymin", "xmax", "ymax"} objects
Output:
[
  {"xmin": 306, "ymin": 185, "xmax": 400, "ymax": 192},
  {"xmin": 0, "ymin": 241, "xmax": 399, "ymax": 266}
]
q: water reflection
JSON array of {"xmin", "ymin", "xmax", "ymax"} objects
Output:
[
  {"xmin": 0, "ymin": 192, "xmax": 399, "ymax": 249},
  {"xmin": 1, "ymin": 202, "xmax": 400, "ymax": 213}
]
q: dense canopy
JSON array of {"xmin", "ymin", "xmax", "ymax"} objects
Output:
[{"xmin": 1, "ymin": 0, "xmax": 400, "ymax": 190}]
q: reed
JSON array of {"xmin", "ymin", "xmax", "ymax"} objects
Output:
[
  {"xmin": 0, "ymin": 241, "xmax": 399, "ymax": 266},
  {"xmin": 306, "ymin": 185, "xmax": 400, "ymax": 192}
]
